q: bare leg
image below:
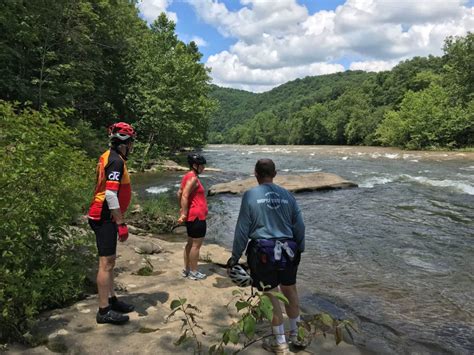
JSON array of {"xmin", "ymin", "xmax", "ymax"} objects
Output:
[
  {"xmin": 184, "ymin": 237, "xmax": 192, "ymax": 270},
  {"xmin": 189, "ymin": 237, "xmax": 204, "ymax": 272},
  {"xmin": 97, "ymin": 256, "xmax": 116, "ymax": 308},
  {"xmin": 280, "ymin": 284, "xmax": 300, "ymax": 319}
]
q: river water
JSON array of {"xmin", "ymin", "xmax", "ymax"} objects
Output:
[{"xmin": 134, "ymin": 145, "xmax": 474, "ymax": 355}]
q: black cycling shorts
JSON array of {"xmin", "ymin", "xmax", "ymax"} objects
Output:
[
  {"xmin": 247, "ymin": 243, "xmax": 300, "ymax": 291},
  {"xmin": 186, "ymin": 219, "xmax": 206, "ymax": 238},
  {"xmin": 89, "ymin": 219, "xmax": 117, "ymax": 257}
]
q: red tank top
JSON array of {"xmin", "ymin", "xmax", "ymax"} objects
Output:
[{"xmin": 180, "ymin": 171, "xmax": 208, "ymax": 221}]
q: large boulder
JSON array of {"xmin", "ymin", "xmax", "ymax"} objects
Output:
[{"xmin": 208, "ymin": 172, "xmax": 357, "ymax": 195}]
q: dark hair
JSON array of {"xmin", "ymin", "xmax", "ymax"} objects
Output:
[
  {"xmin": 255, "ymin": 159, "xmax": 276, "ymax": 178},
  {"xmin": 187, "ymin": 153, "xmax": 206, "ymax": 167}
]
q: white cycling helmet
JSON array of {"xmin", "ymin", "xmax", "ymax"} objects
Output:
[{"xmin": 229, "ymin": 265, "xmax": 252, "ymax": 287}]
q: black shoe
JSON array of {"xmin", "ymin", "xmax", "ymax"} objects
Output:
[
  {"xmin": 110, "ymin": 299, "xmax": 135, "ymax": 313},
  {"xmin": 96, "ymin": 309, "xmax": 129, "ymax": 325}
]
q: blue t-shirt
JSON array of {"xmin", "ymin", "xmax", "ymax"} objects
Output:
[{"xmin": 232, "ymin": 183, "xmax": 305, "ymax": 260}]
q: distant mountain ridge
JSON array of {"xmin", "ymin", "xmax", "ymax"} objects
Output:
[
  {"xmin": 209, "ymin": 70, "xmax": 372, "ymax": 134},
  {"xmin": 206, "ymin": 34, "xmax": 473, "ymax": 150}
]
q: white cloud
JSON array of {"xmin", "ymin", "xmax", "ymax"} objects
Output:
[
  {"xmin": 191, "ymin": 36, "xmax": 208, "ymax": 47},
  {"xmin": 349, "ymin": 59, "xmax": 400, "ymax": 72},
  {"xmin": 138, "ymin": 0, "xmax": 177, "ymax": 24},
  {"xmin": 207, "ymin": 51, "xmax": 344, "ymax": 92},
  {"xmin": 188, "ymin": 0, "xmax": 474, "ymax": 92},
  {"xmin": 189, "ymin": 0, "xmax": 307, "ymax": 42}
]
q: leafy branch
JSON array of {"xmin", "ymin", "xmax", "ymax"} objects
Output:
[
  {"xmin": 166, "ymin": 298, "xmax": 203, "ymax": 354},
  {"xmin": 209, "ymin": 288, "xmax": 287, "ymax": 354}
]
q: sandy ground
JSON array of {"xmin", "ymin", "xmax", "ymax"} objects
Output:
[{"xmin": 6, "ymin": 232, "xmax": 362, "ymax": 355}]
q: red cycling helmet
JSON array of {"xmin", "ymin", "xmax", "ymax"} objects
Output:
[{"xmin": 108, "ymin": 122, "xmax": 136, "ymax": 141}]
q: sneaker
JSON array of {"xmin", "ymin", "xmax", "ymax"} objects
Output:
[
  {"xmin": 289, "ymin": 333, "xmax": 310, "ymax": 348},
  {"xmin": 110, "ymin": 299, "xmax": 135, "ymax": 313},
  {"xmin": 188, "ymin": 270, "xmax": 206, "ymax": 280},
  {"xmin": 181, "ymin": 269, "xmax": 190, "ymax": 277},
  {"xmin": 96, "ymin": 309, "xmax": 129, "ymax": 325},
  {"xmin": 262, "ymin": 337, "xmax": 289, "ymax": 355}
]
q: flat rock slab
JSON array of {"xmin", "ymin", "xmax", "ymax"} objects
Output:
[{"xmin": 208, "ymin": 172, "xmax": 357, "ymax": 195}]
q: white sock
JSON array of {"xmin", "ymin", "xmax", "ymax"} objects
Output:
[
  {"xmin": 272, "ymin": 324, "xmax": 286, "ymax": 344},
  {"xmin": 289, "ymin": 315, "xmax": 301, "ymax": 335}
]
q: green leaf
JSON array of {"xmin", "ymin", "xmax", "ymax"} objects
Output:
[
  {"xmin": 222, "ymin": 330, "xmax": 230, "ymax": 345},
  {"xmin": 270, "ymin": 291, "xmax": 289, "ymax": 304},
  {"xmin": 228, "ymin": 328, "xmax": 240, "ymax": 344},
  {"xmin": 235, "ymin": 300, "xmax": 249, "ymax": 312},
  {"xmin": 320, "ymin": 313, "xmax": 334, "ymax": 327},
  {"xmin": 259, "ymin": 295, "xmax": 273, "ymax": 321},
  {"xmin": 297, "ymin": 326, "xmax": 306, "ymax": 340},
  {"xmin": 243, "ymin": 315, "xmax": 256, "ymax": 338},
  {"xmin": 170, "ymin": 299, "xmax": 182, "ymax": 310}
]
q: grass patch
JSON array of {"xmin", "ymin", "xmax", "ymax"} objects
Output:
[{"xmin": 129, "ymin": 195, "xmax": 179, "ymax": 234}]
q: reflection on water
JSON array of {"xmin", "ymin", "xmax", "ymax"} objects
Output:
[{"xmin": 134, "ymin": 145, "xmax": 474, "ymax": 354}]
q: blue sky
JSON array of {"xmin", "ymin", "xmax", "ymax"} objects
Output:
[{"xmin": 138, "ymin": 0, "xmax": 474, "ymax": 92}]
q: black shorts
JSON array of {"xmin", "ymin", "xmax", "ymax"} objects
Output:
[
  {"xmin": 247, "ymin": 243, "xmax": 300, "ymax": 291},
  {"xmin": 88, "ymin": 219, "xmax": 117, "ymax": 257},
  {"xmin": 186, "ymin": 219, "xmax": 206, "ymax": 238}
]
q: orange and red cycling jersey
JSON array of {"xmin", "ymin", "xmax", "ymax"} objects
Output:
[
  {"xmin": 88, "ymin": 149, "xmax": 131, "ymax": 221},
  {"xmin": 180, "ymin": 171, "xmax": 208, "ymax": 222}
]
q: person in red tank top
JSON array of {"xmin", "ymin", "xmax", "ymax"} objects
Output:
[{"xmin": 177, "ymin": 153, "xmax": 209, "ymax": 280}]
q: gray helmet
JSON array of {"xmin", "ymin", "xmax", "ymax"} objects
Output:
[
  {"xmin": 187, "ymin": 153, "xmax": 206, "ymax": 166},
  {"xmin": 229, "ymin": 265, "xmax": 252, "ymax": 287}
]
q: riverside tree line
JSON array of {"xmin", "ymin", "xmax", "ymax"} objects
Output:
[
  {"xmin": 0, "ymin": 0, "xmax": 213, "ymax": 342},
  {"xmin": 209, "ymin": 33, "xmax": 473, "ymax": 150}
]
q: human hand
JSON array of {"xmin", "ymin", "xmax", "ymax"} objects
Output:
[
  {"xmin": 118, "ymin": 223, "xmax": 129, "ymax": 242},
  {"xmin": 177, "ymin": 214, "xmax": 187, "ymax": 224}
]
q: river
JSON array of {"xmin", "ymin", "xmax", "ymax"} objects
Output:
[{"xmin": 133, "ymin": 145, "xmax": 474, "ymax": 355}]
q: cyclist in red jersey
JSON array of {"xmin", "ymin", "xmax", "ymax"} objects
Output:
[
  {"xmin": 177, "ymin": 153, "xmax": 208, "ymax": 280},
  {"xmin": 88, "ymin": 122, "xmax": 136, "ymax": 325}
]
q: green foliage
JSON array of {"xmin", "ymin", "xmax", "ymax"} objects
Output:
[
  {"xmin": 0, "ymin": 3, "xmax": 215, "ymax": 160},
  {"xmin": 443, "ymin": 32, "xmax": 474, "ymax": 104},
  {"xmin": 0, "ymin": 0, "xmax": 147, "ymax": 126},
  {"xmin": 167, "ymin": 298, "xmax": 203, "ymax": 353},
  {"xmin": 377, "ymin": 83, "xmax": 473, "ymax": 149},
  {"xmin": 126, "ymin": 13, "xmax": 216, "ymax": 167},
  {"xmin": 135, "ymin": 256, "xmax": 154, "ymax": 276},
  {"xmin": 208, "ymin": 34, "xmax": 472, "ymax": 149},
  {"xmin": 169, "ymin": 289, "xmax": 356, "ymax": 354},
  {"xmin": 297, "ymin": 313, "xmax": 358, "ymax": 346},
  {"xmin": 0, "ymin": 101, "xmax": 95, "ymax": 341},
  {"xmin": 128, "ymin": 194, "xmax": 179, "ymax": 234}
]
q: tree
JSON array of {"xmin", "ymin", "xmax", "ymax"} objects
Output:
[
  {"xmin": 442, "ymin": 32, "xmax": 474, "ymax": 105},
  {"xmin": 126, "ymin": 13, "xmax": 215, "ymax": 165},
  {"xmin": 376, "ymin": 83, "xmax": 472, "ymax": 149}
]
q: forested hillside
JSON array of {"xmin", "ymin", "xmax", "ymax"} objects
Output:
[{"xmin": 209, "ymin": 33, "xmax": 473, "ymax": 149}]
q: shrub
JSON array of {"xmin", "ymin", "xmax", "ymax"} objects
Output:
[{"xmin": 0, "ymin": 101, "xmax": 95, "ymax": 341}]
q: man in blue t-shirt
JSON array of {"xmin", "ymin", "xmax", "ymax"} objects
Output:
[{"xmin": 227, "ymin": 159, "xmax": 306, "ymax": 353}]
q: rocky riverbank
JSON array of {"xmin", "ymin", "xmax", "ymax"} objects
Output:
[{"xmin": 6, "ymin": 231, "xmax": 361, "ymax": 355}]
